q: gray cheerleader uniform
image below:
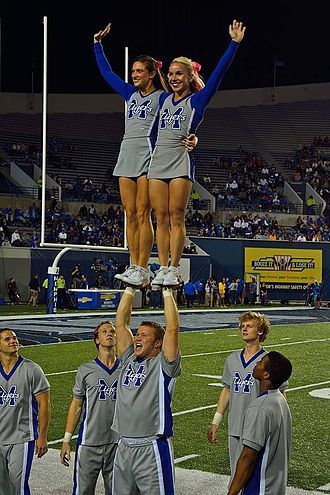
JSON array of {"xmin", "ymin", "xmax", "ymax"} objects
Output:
[
  {"xmin": 148, "ymin": 40, "xmax": 240, "ymax": 181},
  {"xmin": 0, "ymin": 356, "xmax": 50, "ymax": 495},
  {"xmin": 94, "ymin": 43, "xmax": 163, "ymax": 178},
  {"xmin": 237, "ymin": 389, "xmax": 292, "ymax": 494},
  {"xmin": 111, "ymin": 344, "xmax": 181, "ymax": 495},
  {"xmin": 72, "ymin": 357, "xmax": 121, "ymax": 495},
  {"xmin": 222, "ymin": 349, "xmax": 288, "ymax": 474}
]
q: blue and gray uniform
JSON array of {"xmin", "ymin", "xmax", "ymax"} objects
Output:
[
  {"xmin": 72, "ymin": 358, "xmax": 121, "ymax": 495},
  {"xmin": 94, "ymin": 43, "xmax": 163, "ymax": 178},
  {"xmin": 112, "ymin": 344, "xmax": 181, "ymax": 495},
  {"xmin": 237, "ymin": 389, "xmax": 292, "ymax": 495},
  {"xmin": 0, "ymin": 356, "xmax": 50, "ymax": 495},
  {"xmin": 222, "ymin": 349, "xmax": 287, "ymax": 473},
  {"xmin": 148, "ymin": 40, "xmax": 239, "ymax": 181}
]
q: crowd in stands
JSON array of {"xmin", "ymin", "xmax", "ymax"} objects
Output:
[
  {"xmin": 186, "ymin": 209, "xmax": 330, "ymax": 242},
  {"xmin": 1, "ymin": 201, "xmax": 329, "ymax": 248},
  {"xmin": 60, "ymin": 175, "xmax": 120, "ymax": 204},
  {"xmin": 0, "ymin": 201, "xmax": 124, "ymax": 248},
  {"xmin": 287, "ymin": 138, "xmax": 329, "ymax": 204},
  {"xmin": 45, "ymin": 203, "xmax": 124, "ymax": 247},
  {"xmin": 201, "ymin": 150, "xmax": 289, "ymax": 212},
  {"xmin": 3, "ymin": 136, "xmax": 121, "ymax": 205}
]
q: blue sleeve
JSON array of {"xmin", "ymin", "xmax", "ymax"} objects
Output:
[
  {"xmin": 94, "ymin": 43, "xmax": 136, "ymax": 101},
  {"xmin": 192, "ymin": 40, "xmax": 239, "ymax": 112},
  {"xmin": 159, "ymin": 91, "xmax": 170, "ymax": 108}
]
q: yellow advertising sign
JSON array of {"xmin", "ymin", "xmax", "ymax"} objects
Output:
[{"xmin": 245, "ymin": 248, "xmax": 322, "ymax": 284}]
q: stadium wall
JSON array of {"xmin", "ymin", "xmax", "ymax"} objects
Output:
[
  {"xmin": 0, "ymin": 248, "xmax": 210, "ymax": 303},
  {"xmin": 1, "ymin": 82, "xmax": 330, "ymax": 114},
  {"xmin": 192, "ymin": 237, "xmax": 330, "ymax": 302}
]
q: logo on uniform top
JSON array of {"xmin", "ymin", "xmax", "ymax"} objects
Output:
[
  {"xmin": 233, "ymin": 372, "xmax": 254, "ymax": 394},
  {"xmin": 160, "ymin": 107, "xmax": 187, "ymax": 130},
  {"xmin": 128, "ymin": 99, "xmax": 152, "ymax": 119},
  {"xmin": 123, "ymin": 363, "xmax": 146, "ymax": 388},
  {"xmin": 0, "ymin": 385, "xmax": 20, "ymax": 406},
  {"xmin": 92, "ymin": 379, "xmax": 118, "ymax": 401}
]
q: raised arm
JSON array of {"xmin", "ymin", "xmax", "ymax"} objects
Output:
[
  {"xmin": 207, "ymin": 386, "xmax": 229, "ymax": 443},
  {"xmin": 60, "ymin": 397, "xmax": 83, "ymax": 466},
  {"xmin": 162, "ymin": 288, "xmax": 180, "ymax": 362},
  {"xmin": 93, "ymin": 22, "xmax": 135, "ymax": 100},
  {"xmin": 115, "ymin": 287, "xmax": 135, "ymax": 354},
  {"xmin": 192, "ymin": 20, "xmax": 246, "ymax": 110},
  {"xmin": 35, "ymin": 390, "xmax": 51, "ymax": 458}
]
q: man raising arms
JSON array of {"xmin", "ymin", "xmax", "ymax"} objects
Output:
[{"xmin": 112, "ymin": 286, "xmax": 181, "ymax": 494}]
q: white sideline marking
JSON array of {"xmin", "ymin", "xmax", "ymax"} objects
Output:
[
  {"xmin": 44, "ymin": 338, "xmax": 330, "ymax": 378},
  {"xmin": 204, "ymin": 332, "xmax": 215, "ymax": 335},
  {"xmin": 182, "ymin": 338, "xmax": 330, "ymax": 358},
  {"xmin": 318, "ymin": 482, "xmax": 330, "ymax": 490},
  {"xmin": 193, "ymin": 374, "xmax": 222, "ymax": 379},
  {"xmin": 2, "ymin": 304, "xmax": 314, "ymax": 323},
  {"xmin": 281, "ymin": 337, "xmax": 291, "ymax": 340},
  {"xmin": 48, "ymin": 380, "xmax": 329, "ymax": 446},
  {"xmin": 174, "ymin": 454, "xmax": 199, "ymax": 464},
  {"xmin": 46, "ymin": 370, "xmax": 77, "ymax": 377},
  {"xmin": 286, "ymin": 381, "xmax": 330, "ymax": 392},
  {"xmin": 173, "ymin": 404, "xmax": 216, "ymax": 417},
  {"xmin": 48, "ymin": 434, "xmax": 78, "ymax": 445}
]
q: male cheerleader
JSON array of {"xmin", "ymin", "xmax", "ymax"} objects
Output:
[
  {"xmin": 208, "ymin": 312, "xmax": 288, "ymax": 475},
  {"xmin": 0, "ymin": 328, "xmax": 50, "ymax": 495},
  {"xmin": 60, "ymin": 321, "xmax": 121, "ymax": 494},
  {"xmin": 111, "ymin": 286, "xmax": 181, "ymax": 494},
  {"xmin": 227, "ymin": 351, "xmax": 292, "ymax": 494}
]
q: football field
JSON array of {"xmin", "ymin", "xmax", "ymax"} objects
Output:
[{"xmin": 18, "ymin": 316, "xmax": 330, "ymax": 494}]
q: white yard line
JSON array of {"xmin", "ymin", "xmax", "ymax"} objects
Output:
[
  {"xmin": 46, "ymin": 370, "xmax": 77, "ymax": 377},
  {"xmin": 47, "ymin": 380, "xmax": 329, "ymax": 446},
  {"xmin": 174, "ymin": 454, "xmax": 199, "ymax": 464},
  {"xmin": 182, "ymin": 338, "xmax": 330, "ymax": 358},
  {"xmin": 43, "ymin": 337, "xmax": 329, "ymax": 377}
]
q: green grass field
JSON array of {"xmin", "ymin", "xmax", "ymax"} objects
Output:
[{"xmin": 20, "ymin": 322, "xmax": 330, "ymax": 491}]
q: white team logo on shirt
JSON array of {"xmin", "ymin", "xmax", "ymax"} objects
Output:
[
  {"xmin": 128, "ymin": 99, "xmax": 152, "ymax": 119},
  {"xmin": 123, "ymin": 363, "xmax": 146, "ymax": 387},
  {"xmin": 233, "ymin": 372, "xmax": 254, "ymax": 394},
  {"xmin": 92, "ymin": 379, "xmax": 118, "ymax": 401},
  {"xmin": 0, "ymin": 385, "xmax": 20, "ymax": 406},
  {"xmin": 160, "ymin": 107, "xmax": 187, "ymax": 129}
]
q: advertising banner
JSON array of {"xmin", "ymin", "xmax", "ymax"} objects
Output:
[{"xmin": 245, "ymin": 248, "xmax": 322, "ymax": 289}]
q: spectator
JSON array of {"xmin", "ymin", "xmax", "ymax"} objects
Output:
[
  {"xmin": 7, "ymin": 277, "xmax": 20, "ymax": 305},
  {"xmin": 250, "ymin": 277, "xmax": 257, "ymax": 305},
  {"xmin": 260, "ymin": 282, "xmax": 269, "ymax": 305},
  {"xmin": 11, "ymin": 229, "xmax": 22, "ymax": 247},
  {"xmin": 184, "ymin": 279, "xmax": 196, "ymax": 308},
  {"xmin": 28, "ymin": 273, "xmax": 40, "ymax": 307},
  {"xmin": 57, "ymin": 275, "xmax": 68, "ymax": 310},
  {"xmin": 306, "ymin": 195, "xmax": 316, "ymax": 215},
  {"xmin": 71, "ymin": 265, "xmax": 83, "ymax": 288}
]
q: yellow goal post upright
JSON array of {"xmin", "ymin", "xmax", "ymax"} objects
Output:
[{"xmin": 39, "ymin": 17, "xmax": 130, "ymax": 313}]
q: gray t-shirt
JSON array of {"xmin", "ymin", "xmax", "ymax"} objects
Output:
[
  {"xmin": 112, "ymin": 344, "xmax": 181, "ymax": 437},
  {"xmin": 73, "ymin": 358, "xmax": 121, "ymax": 446},
  {"xmin": 0, "ymin": 357, "xmax": 50, "ymax": 444},
  {"xmin": 239, "ymin": 389, "xmax": 292, "ymax": 495},
  {"xmin": 222, "ymin": 349, "xmax": 288, "ymax": 437}
]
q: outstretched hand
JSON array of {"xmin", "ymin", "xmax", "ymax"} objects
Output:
[
  {"xmin": 229, "ymin": 20, "xmax": 246, "ymax": 43},
  {"xmin": 94, "ymin": 22, "xmax": 111, "ymax": 44}
]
